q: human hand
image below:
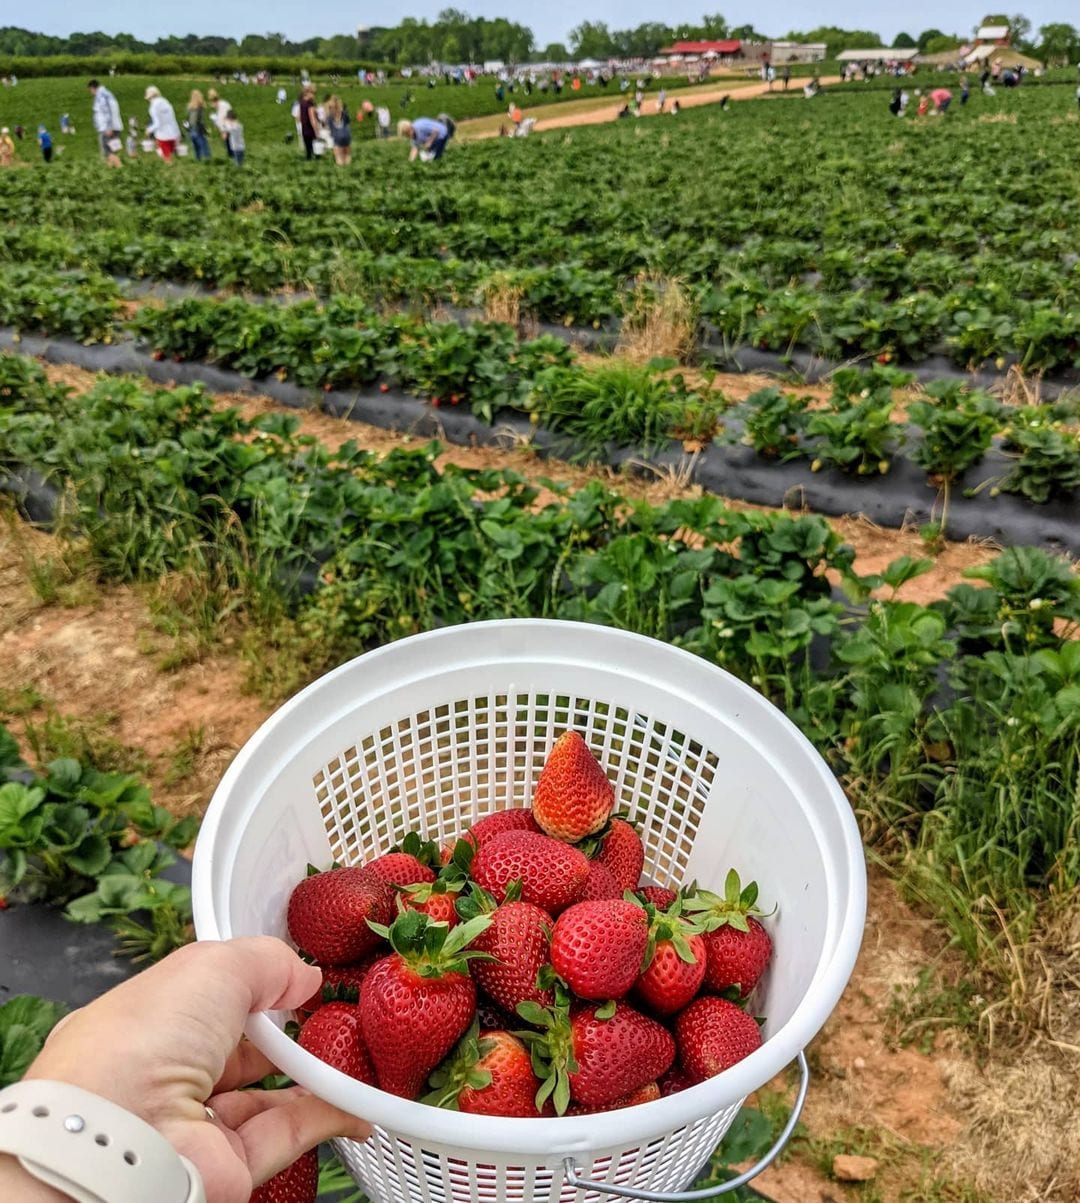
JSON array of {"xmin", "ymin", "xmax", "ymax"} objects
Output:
[{"xmin": 19, "ymin": 937, "xmax": 370, "ymax": 1202}]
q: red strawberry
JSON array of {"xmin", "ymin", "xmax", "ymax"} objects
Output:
[
  {"xmin": 567, "ymin": 1080, "xmax": 661, "ymax": 1114},
  {"xmin": 683, "ymin": 871, "xmax": 773, "ymax": 997},
  {"xmin": 638, "ymin": 885, "xmax": 678, "ymax": 911},
  {"xmin": 634, "ymin": 900, "xmax": 707, "ymax": 1017},
  {"xmin": 594, "ymin": 819, "xmax": 644, "ymax": 891},
  {"xmin": 298, "ymin": 952, "xmax": 381, "ymax": 1014},
  {"xmin": 517, "ymin": 998, "xmax": 674, "ymax": 1113},
  {"xmin": 531, "ymin": 731, "xmax": 614, "ymax": 843},
  {"xmin": 360, "ymin": 910, "xmax": 490, "ymax": 1099},
  {"xmin": 468, "ymin": 807, "xmax": 540, "ymax": 847},
  {"xmin": 550, "ymin": 899, "xmax": 649, "ymax": 1000},
  {"xmin": 399, "ymin": 877, "xmax": 463, "ymax": 928},
  {"xmin": 287, "ymin": 865, "xmax": 394, "ymax": 965},
  {"xmin": 366, "ymin": 851, "xmax": 435, "ymax": 888},
  {"xmin": 675, "ymin": 996, "xmax": 762, "ymax": 1082},
  {"xmin": 458, "ymin": 883, "xmax": 556, "ymax": 1016},
  {"xmin": 658, "ymin": 1064, "xmax": 694, "ymax": 1096},
  {"xmin": 424, "ymin": 1022, "xmax": 551, "ymax": 1117},
  {"xmin": 250, "ymin": 1148, "xmax": 318, "ymax": 1203},
  {"xmin": 297, "ymin": 1002, "xmax": 378, "ymax": 1085},
  {"xmin": 577, "ymin": 859, "xmax": 622, "ymax": 901},
  {"xmin": 569, "ymin": 1003, "xmax": 674, "ymax": 1107},
  {"xmin": 472, "ymin": 830, "xmax": 589, "ymax": 912}
]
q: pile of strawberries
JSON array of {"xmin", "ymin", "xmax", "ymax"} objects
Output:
[{"xmin": 284, "ymin": 730, "xmax": 773, "ymax": 1121}]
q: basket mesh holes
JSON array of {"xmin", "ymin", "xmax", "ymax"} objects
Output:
[{"xmin": 313, "ymin": 691, "xmax": 719, "ymax": 879}]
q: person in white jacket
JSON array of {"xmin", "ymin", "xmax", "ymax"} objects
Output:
[
  {"xmin": 87, "ymin": 78, "xmax": 122, "ymax": 167},
  {"xmin": 144, "ymin": 85, "xmax": 181, "ymax": 161}
]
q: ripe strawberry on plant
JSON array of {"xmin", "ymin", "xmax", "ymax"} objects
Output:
[
  {"xmin": 550, "ymin": 898, "xmax": 649, "ymax": 1001},
  {"xmin": 298, "ymin": 952, "xmax": 382, "ymax": 1015},
  {"xmin": 567, "ymin": 1080, "xmax": 660, "ymax": 1114},
  {"xmin": 366, "ymin": 831, "xmax": 442, "ymax": 887},
  {"xmin": 249, "ymin": 1148, "xmax": 318, "ymax": 1203},
  {"xmin": 531, "ymin": 731, "xmax": 614, "ymax": 843},
  {"xmin": 457, "ymin": 881, "xmax": 556, "ymax": 1015},
  {"xmin": 675, "ymin": 996, "xmax": 762, "ymax": 1083},
  {"xmin": 360, "ymin": 909, "xmax": 492, "ymax": 1099},
  {"xmin": 683, "ymin": 870, "xmax": 773, "ymax": 998},
  {"xmin": 423, "ymin": 1019, "xmax": 551, "ymax": 1117},
  {"xmin": 583, "ymin": 817, "xmax": 644, "ymax": 892},
  {"xmin": 297, "ymin": 1002, "xmax": 378, "ymax": 1086},
  {"xmin": 286, "ymin": 864, "xmax": 394, "ymax": 966},
  {"xmin": 472, "ymin": 829, "xmax": 589, "ymax": 912},
  {"xmin": 634, "ymin": 897, "xmax": 707, "ymax": 1017},
  {"xmin": 518, "ymin": 995, "xmax": 675, "ymax": 1112}
]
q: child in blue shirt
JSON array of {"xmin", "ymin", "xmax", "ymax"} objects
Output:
[{"xmin": 37, "ymin": 125, "xmax": 52, "ymax": 162}]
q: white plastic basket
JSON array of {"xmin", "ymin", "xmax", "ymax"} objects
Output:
[{"xmin": 192, "ymin": 620, "xmax": 865, "ymax": 1202}]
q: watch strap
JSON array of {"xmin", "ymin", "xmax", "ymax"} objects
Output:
[{"xmin": 0, "ymin": 1079, "xmax": 205, "ymax": 1203}]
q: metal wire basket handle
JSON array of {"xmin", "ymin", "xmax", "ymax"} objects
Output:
[{"xmin": 562, "ymin": 1052, "xmax": 809, "ymax": 1201}]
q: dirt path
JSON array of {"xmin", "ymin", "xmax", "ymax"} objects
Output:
[{"xmin": 460, "ymin": 76, "xmax": 841, "ymax": 138}]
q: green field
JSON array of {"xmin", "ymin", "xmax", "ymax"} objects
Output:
[{"xmin": 1, "ymin": 69, "xmax": 1080, "ymax": 1201}]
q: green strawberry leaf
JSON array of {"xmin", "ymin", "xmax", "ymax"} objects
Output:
[{"xmin": 595, "ymin": 999, "xmax": 617, "ymax": 1020}]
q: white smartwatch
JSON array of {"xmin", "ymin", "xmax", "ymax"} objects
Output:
[{"xmin": 0, "ymin": 1080, "xmax": 205, "ymax": 1203}]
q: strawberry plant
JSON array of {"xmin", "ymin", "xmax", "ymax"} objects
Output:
[
  {"xmin": 0, "ymin": 995, "xmax": 68, "ymax": 1088},
  {"xmin": 738, "ymin": 386, "xmax": 811, "ymax": 461},
  {"xmin": 807, "ymin": 366, "xmax": 908, "ymax": 476},
  {"xmin": 994, "ymin": 407, "xmax": 1080, "ymax": 503},
  {"xmin": 907, "ymin": 382, "xmax": 1003, "ymax": 480}
]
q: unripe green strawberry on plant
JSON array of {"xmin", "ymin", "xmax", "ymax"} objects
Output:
[
  {"xmin": 249, "ymin": 1148, "xmax": 318, "ymax": 1203},
  {"xmin": 683, "ymin": 870, "xmax": 773, "ymax": 998},
  {"xmin": 424, "ymin": 1020, "xmax": 552, "ymax": 1117},
  {"xmin": 634, "ymin": 897, "xmax": 707, "ymax": 1016},
  {"xmin": 472, "ymin": 829, "xmax": 589, "ymax": 912},
  {"xmin": 360, "ymin": 909, "xmax": 493, "ymax": 1099},
  {"xmin": 531, "ymin": 731, "xmax": 614, "ymax": 843},
  {"xmin": 456, "ymin": 881, "xmax": 556, "ymax": 1015},
  {"xmin": 550, "ymin": 898, "xmax": 649, "ymax": 1000},
  {"xmin": 286, "ymin": 864, "xmax": 394, "ymax": 965},
  {"xmin": 675, "ymin": 996, "xmax": 762, "ymax": 1083},
  {"xmin": 297, "ymin": 1002, "xmax": 378, "ymax": 1085},
  {"xmin": 517, "ymin": 993, "xmax": 675, "ymax": 1113}
]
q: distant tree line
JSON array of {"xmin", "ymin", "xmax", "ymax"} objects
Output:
[{"xmin": 1, "ymin": 9, "xmax": 1077, "ymax": 68}]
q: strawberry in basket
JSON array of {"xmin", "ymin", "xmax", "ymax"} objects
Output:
[
  {"xmin": 287, "ymin": 864, "xmax": 395, "ymax": 965},
  {"xmin": 683, "ymin": 870, "xmax": 774, "ymax": 998},
  {"xmin": 423, "ymin": 1020, "xmax": 552, "ymax": 1117},
  {"xmin": 531, "ymin": 731, "xmax": 614, "ymax": 843},
  {"xmin": 360, "ymin": 910, "xmax": 493, "ymax": 1099},
  {"xmin": 472, "ymin": 829, "xmax": 589, "ymax": 912}
]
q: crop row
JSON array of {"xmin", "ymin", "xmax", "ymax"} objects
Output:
[
  {"xmin": 1, "ymin": 352, "xmax": 1077, "ymax": 963},
  {"xmin": 5, "ymin": 90, "xmax": 1080, "ymax": 365},
  {"xmin": 2, "ymin": 272, "xmax": 1077, "ymax": 506}
]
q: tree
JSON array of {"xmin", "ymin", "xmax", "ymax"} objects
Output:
[
  {"xmin": 541, "ymin": 41, "xmax": 569, "ymax": 61},
  {"xmin": 788, "ymin": 27, "xmax": 882, "ymax": 56},
  {"xmin": 1037, "ymin": 22, "xmax": 1080, "ymax": 64},
  {"xmin": 729, "ymin": 24, "xmax": 765, "ymax": 42},
  {"xmin": 916, "ymin": 28, "xmax": 946, "ymax": 52},
  {"xmin": 892, "ymin": 32, "xmax": 916, "ymax": 48},
  {"xmin": 569, "ymin": 21, "xmax": 614, "ymax": 59},
  {"xmin": 924, "ymin": 35, "xmax": 962, "ymax": 55},
  {"xmin": 1009, "ymin": 14, "xmax": 1032, "ymax": 46}
]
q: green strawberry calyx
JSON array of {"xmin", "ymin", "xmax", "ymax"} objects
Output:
[
  {"xmin": 367, "ymin": 909, "xmax": 494, "ymax": 977},
  {"xmin": 390, "ymin": 830, "xmax": 443, "ymax": 871},
  {"xmin": 639, "ymin": 893, "xmax": 705, "ymax": 971},
  {"xmin": 454, "ymin": 878, "xmax": 522, "ymax": 921},
  {"xmin": 513, "ymin": 987, "xmax": 577, "ymax": 1117},
  {"xmin": 422, "ymin": 1018, "xmax": 496, "ymax": 1109},
  {"xmin": 682, "ymin": 868, "xmax": 773, "ymax": 933},
  {"xmin": 399, "ymin": 876, "xmax": 465, "ymax": 906},
  {"xmin": 575, "ymin": 811, "xmax": 639, "ymax": 859}
]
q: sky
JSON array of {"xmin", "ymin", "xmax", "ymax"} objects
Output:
[{"xmin": 17, "ymin": 1, "xmax": 1080, "ymax": 50}]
